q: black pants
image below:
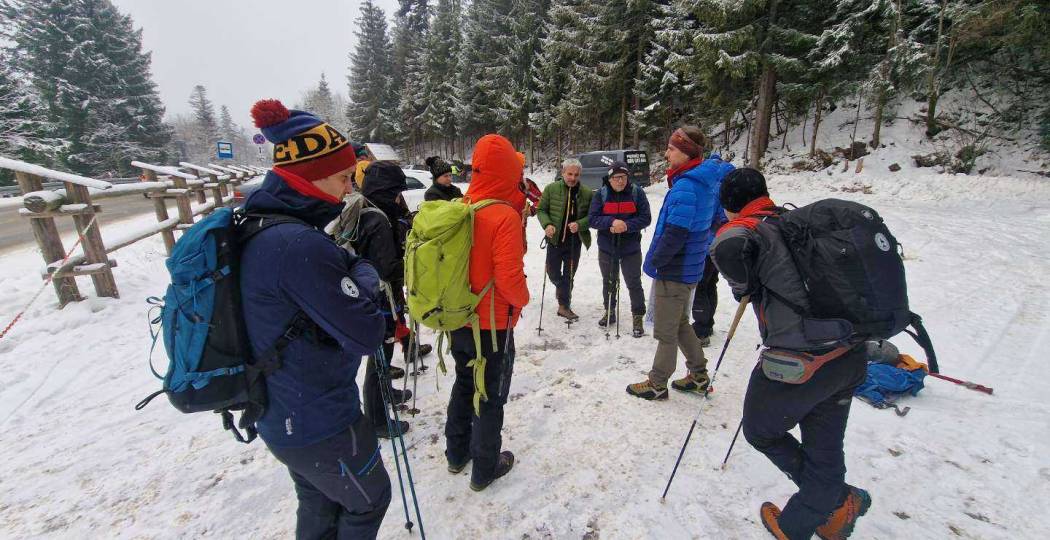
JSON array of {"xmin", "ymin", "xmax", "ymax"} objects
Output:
[
  {"xmin": 598, "ymin": 250, "xmax": 645, "ymax": 316},
  {"xmin": 266, "ymin": 414, "xmax": 391, "ymax": 540},
  {"xmin": 691, "ymin": 255, "xmax": 719, "ymax": 338},
  {"xmin": 742, "ymin": 347, "xmax": 867, "ymax": 539},
  {"xmin": 545, "ymin": 239, "xmax": 582, "ymax": 307},
  {"xmin": 444, "ymin": 326, "xmax": 515, "ymax": 484}
]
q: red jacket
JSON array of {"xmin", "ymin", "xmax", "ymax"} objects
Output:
[{"xmin": 465, "ymin": 135, "xmax": 530, "ymax": 329}]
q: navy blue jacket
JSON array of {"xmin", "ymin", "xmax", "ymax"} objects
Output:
[
  {"xmin": 588, "ymin": 181, "xmax": 651, "ymax": 256},
  {"xmin": 643, "ymin": 154, "xmax": 734, "ymax": 283},
  {"xmin": 240, "ymin": 171, "xmax": 386, "ymax": 448}
]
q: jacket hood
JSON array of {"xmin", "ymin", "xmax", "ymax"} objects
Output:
[
  {"xmin": 466, "ymin": 134, "xmax": 526, "ymax": 211},
  {"xmin": 362, "ymin": 160, "xmax": 408, "ymax": 219},
  {"xmin": 243, "ymin": 169, "xmax": 344, "ymax": 229}
]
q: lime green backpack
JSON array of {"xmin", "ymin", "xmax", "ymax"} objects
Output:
[{"xmin": 404, "ymin": 198, "xmax": 506, "ymax": 414}]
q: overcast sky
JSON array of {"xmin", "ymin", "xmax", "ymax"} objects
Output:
[{"xmin": 110, "ymin": 0, "xmax": 401, "ymax": 133}]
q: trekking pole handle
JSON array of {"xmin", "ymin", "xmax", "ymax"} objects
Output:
[{"xmin": 725, "ymin": 295, "xmax": 751, "ymax": 343}]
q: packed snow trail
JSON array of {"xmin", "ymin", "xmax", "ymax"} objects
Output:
[{"xmin": 0, "ymin": 172, "xmax": 1048, "ymax": 539}]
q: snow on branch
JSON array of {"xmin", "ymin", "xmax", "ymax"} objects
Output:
[{"xmin": 0, "ymin": 156, "xmax": 113, "ymax": 190}]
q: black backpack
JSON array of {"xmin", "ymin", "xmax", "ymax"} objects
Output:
[
  {"xmin": 136, "ymin": 209, "xmax": 320, "ymax": 443},
  {"xmin": 774, "ymin": 199, "xmax": 939, "ymax": 372}
]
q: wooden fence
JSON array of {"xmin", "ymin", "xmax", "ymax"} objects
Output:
[{"xmin": 0, "ymin": 156, "xmax": 268, "ymax": 307}]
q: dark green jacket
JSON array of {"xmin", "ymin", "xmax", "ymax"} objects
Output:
[{"xmin": 537, "ymin": 179, "xmax": 594, "ymax": 248}]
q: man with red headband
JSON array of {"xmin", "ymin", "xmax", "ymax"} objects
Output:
[
  {"xmin": 240, "ymin": 99, "xmax": 390, "ymax": 538},
  {"xmin": 627, "ymin": 126, "xmax": 734, "ymax": 400}
]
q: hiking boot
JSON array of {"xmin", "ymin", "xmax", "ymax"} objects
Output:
[
  {"xmin": 816, "ymin": 485, "xmax": 872, "ymax": 540},
  {"xmin": 698, "ymin": 335, "xmax": 712, "ymax": 347},
  {"xmin": 556, "ymin": 305, "xmax": 579, "ymax": 321},
  {"xmin": 760, "ymin": 502, "xmax": 789, "ymax": 540},
  {"xmin": 388, "ymin": 366, "xmax": 405, "ymax": 380},
  {"xmin": 470, "ymin": 451, "xmax": 515, "ymax": 491},
  {"xmin": 632, "ymin": 315, "xmax": 645, "ymax": 338},
  {"xmin": 375, "ymin": 420, "xmax": 410, "ymax": 439},
  {"xmin": 598, "ymin": 312, "xmax": 616, "ymax": 327},
  {"xmin": 671, "ymin": 371, "xmax": 711, "ymax": 395},
  {"xmin": 626, "ymin": 379, "xmax": 668, "ymax": 400},
  {"xmin": 447, "ymin": 457, "xmax": 471, "ymax": 474},
  {"xmin": 391, "ymin": 388, "xmax": 412, "ymax": 405},
  {"xmin": 418, "ymin": 344, "xmax": 433, "ymax": 357}
]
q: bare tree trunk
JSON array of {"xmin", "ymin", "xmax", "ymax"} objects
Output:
[
  {"xmin": 724, "ymin": 112, "xmax": 732, "ymax": 149},
  {"xmin": 871, "ymin": 88, "xmax": 886, "ymax": 148},
  {"xmin": 850, "ymin": 92, "xmax": 864, "ymax": 160},
  {"xmin": 810, "ymin": 88, "xmax": 824, "ymax": 157},
  {"xmin": 528, "ymin": 126, "xmax": 535, "ymax": 174},
  {"xmin": 613, "ymin": 94, "xmax": 621, "ymax": 148},
  {"xmin": 926, "ymin": 0, "xmax": 949, "ymax": 137},
  {"xmin": 801, "ymin": 107, "xmax": 808, "ymax": 147},
  {"xmin": 748, "ymin": 63, "xmax": 777, "ymax": 168},
  {"xmin": 872, "ymin": 0, "xmax": 901, "ymax": 148}
]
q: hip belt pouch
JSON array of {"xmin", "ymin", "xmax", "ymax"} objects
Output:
[{"xmin": 760, "ymin": 346, "xmax": 851, "ymax": 384}]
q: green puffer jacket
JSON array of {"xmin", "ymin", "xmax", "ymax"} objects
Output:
[{"xmin": 537, "ymin": 179, "xmax": 594, "ymax": 248}]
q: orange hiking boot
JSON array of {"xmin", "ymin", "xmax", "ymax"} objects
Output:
[
  {"xmin": 760, "ymin": 502, "xmax": 790, "ymax": 540},
  {"xmin": 817, "ymin": 485, "xmax": 872, "ymax": 540}
]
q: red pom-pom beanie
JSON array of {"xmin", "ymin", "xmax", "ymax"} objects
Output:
[{"xmin": 250, "ymin": 98, "xmax": 356, "ymax": 182}]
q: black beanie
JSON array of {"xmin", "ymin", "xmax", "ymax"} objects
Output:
[
  {"xmin": 425, "ymin": 156, "xmax": 453, "ymax": 180},
  {"xmin": 720, "ymin": 168, "xmax": 769, "ymax": 213}
]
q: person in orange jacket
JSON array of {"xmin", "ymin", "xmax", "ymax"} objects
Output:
[{"xmin": 445, "ymin": 134, "xmax": 530, "ymax": 492}]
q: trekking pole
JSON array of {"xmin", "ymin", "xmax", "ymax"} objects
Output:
[
  {"xmin": 374, "ymin": 347, "xmax": 414, "ymax": 534},
  {"xmin": 537, "ymin": 238, "xmax": 548, "ymax": 336},
  {"xmin": 928, "ymin": 372, "xmax": 994, "ymax": 395},
  {"xmin": 614, "ymin": 235, "xmax": 621, "ymax": 340},
  {"xmin": 720, "ymin": 419, "xmax": 744, "ymax": 470},
  {"xmin": 566, "ymin": 232, "xmax": 576, "ymax": 329},
  {"xmin": 604, "ymin": 256, "xmax": 613, "ymax": 341},
  {"xmin": 660, "ymin": 296, "xmax": 751, "ymax": 501},
  {"xmin": 376, "ymin": 345, "xmax": 426, "ymax": 538},
  {"xmin": 408, "ymin": 321, "xmax": 421, "ymax": 415}
]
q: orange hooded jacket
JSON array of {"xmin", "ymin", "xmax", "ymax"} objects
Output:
[{"xmin": 465, "ymin": 134, "xmax": 530, "ymax": 329}]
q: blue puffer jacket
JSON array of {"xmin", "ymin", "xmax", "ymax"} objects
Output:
[
  {"xmin": 643, "ymin": 155, "xmax": 734, "ymax": 283},
  {"xmin": 240, "ymin": 171, "xmax": 386, "ymax": 448},
  {"xmin": 588, "ymin": 180, "xmax": 652, "ymax": 256}
]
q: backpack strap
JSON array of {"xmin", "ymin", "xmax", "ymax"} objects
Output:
[{"xmin": 903, "ymin": 312, "xmax": 939, "ymax": 374}]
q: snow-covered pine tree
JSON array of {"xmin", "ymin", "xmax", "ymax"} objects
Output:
[
  {"xmin": 303, "ymin": 73, "xmax": 337, "ymax": 124},
  {"xmin": 391, "ymin": 0, "xmax": 430, "ymax": 156},
  {"xmin": 347, "ymin": 0, "xmax": 397, "ymax": 142},
  {"xmin": 4, "ymin": 0, "xmax": 170, "ymax": 175},
  {"xmin": 218, "ymin": 105, "xmax": 251, "ymax": 163},
  {"xmin": 506, "ymin": 0, "xmax": 550, "ymax": 154},
  {"xmin": 188, "ymin": 85, "xmax": 219, "ymax": 162},
  {"xmin": 689, "ymin": 0, "xmax": 829, "ymax": 167},
  {"xmin": 420, "ymin": 0, "xmax": 463, "ymax": 156},
  {"xmin": 0, "ymin": 48, "xmax": 60, "ymax": 185},
  {"xmin": 455, "ymin": 0, "xmax": 516, "ymax": 137},
  {"xmin": 801, "ymin": 0, "xmax": 891, "ymax": 155},
  {"xmin": 631, "ymin": 0, "xmax": 700, "ymax": 146},
  {"xmin": 530, "ymin": 0, "xmax": 589, "ymax": 157}
]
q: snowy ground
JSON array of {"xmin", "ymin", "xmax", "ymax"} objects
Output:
[{"xmin": 1, "ymin": 166, "xmax": 1049, "ymax": 539}]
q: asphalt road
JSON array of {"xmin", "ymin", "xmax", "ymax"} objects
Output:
[{"xmin": 0, "ymin": 194, "xmax": 161, "ymax": 254}]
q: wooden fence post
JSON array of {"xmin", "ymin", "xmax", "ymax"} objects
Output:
[
  {"xmin": 171, "ymin": 176, "xmax": 194, "ymax": 230},
  {"xmin": 208, "ymin": 173, "xmax": 223, "ymax": 208},
  {"xmin": 142, "ymin": 169, "xmax": 175, "ymax": 255},
  {"xmin": 65, "ymin": 182, "xmax": 119, "ymax": 298},
  {"xmin": 15, "ymin": 171, "xmax": 83, "ymax": 307}
]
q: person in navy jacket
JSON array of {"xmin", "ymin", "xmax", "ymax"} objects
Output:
[
  {"xmin": 627, "ymin": 126, "xmax": 735, "ymax": 401},
  {"xmin": 240, "ymin": 99, "xmax": 390, "ymax": 539},
  {"xmin": 588, "ymin": 161, "xmax": 651, "ymax": 337}
]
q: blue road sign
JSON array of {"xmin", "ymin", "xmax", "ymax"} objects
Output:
[{"xmin": 217, "ymin": 141, "xmax": 234, "ymax": 159}]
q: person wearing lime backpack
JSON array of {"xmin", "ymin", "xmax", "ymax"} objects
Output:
[{"xmin": 444, "ymin": 134, "xmax": 530, "ymax": 491}]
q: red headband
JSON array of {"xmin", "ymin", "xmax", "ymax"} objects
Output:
[{"xmin": 669, "ymin": 128, "xmax": 702, "ymax": 159}]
